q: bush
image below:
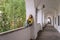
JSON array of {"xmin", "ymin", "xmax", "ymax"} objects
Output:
[{"xmin": 0, "ymin": 0, "xmax": 26, "ymax": 32}]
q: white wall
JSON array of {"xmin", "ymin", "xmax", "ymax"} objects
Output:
[
  {"xmin": 25, "ymin": 0, "xmax": 36, "ymax": 39},
  {"xmin": 54, "ymin": 1, "xmax": 60, "ymax": 33},
  {"xmin": 53, "ymin": 11, "xmax": 57, "ymax": 30},
  {"xmin": 37, "ymin": 10, "xmax": 42, "ymax": 26},
  {"xmin": 37, "ymin": 10, "xmax": 44, "ymax": 30},
  {"xmin": 25, "ymin": 0, "xmax": 41, "ymax": 39},
  {"xmin": 55, "ymin": 11, "xmax": 60, "ymax": 33},
  {"xmin": 57, "ymin": 2, "xmax": 60, "ymax": 32}
]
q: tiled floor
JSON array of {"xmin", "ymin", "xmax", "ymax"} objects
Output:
[{"xmin": 36, "ymin": 24, "xmax": 60, "ymax": 40}]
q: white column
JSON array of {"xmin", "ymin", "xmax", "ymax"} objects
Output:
[{"xmin": 25, "ymin": 0, "xmax": 37, "ymax": 39}]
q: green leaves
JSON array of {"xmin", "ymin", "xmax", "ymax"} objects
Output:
[{"xmin": 0, "ymin": 0, "xmax": 26, "ymax": 32}]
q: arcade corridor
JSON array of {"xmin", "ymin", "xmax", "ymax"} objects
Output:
[
  {"xmin": 1, "ymin": 0, "xmax": 60, "ymax": 40},
  {"xmin": 36, "ymin": 24, "xmax": 60, "ymax": 40}
]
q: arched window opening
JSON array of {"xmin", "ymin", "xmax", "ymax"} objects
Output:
[{"xmin": 0, "ymin": 0, "xmax": 26, "ymax": 33}]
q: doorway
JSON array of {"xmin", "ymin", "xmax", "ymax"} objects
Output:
[{"xmin": 47, "ymin": 17, "xmax": 51, "ymax": 24}]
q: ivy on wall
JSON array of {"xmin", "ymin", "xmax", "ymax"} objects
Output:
[{"xmin": 0, "ymin": 0, "xmax": 26, "ymax": 32}]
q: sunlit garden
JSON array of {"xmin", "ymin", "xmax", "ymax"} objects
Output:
[{"xmin": 0, "ymin": 0, "xmax": 26, "ymax": 32}]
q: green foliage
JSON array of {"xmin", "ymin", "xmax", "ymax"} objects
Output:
[{"xmin": 0, "ymin": 0, "xmax": 26, "ymax": 32}]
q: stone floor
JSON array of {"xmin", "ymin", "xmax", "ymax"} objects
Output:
[{"xmin": 36, "ymin": 24, "xmax": 60, "ymax": 40}]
